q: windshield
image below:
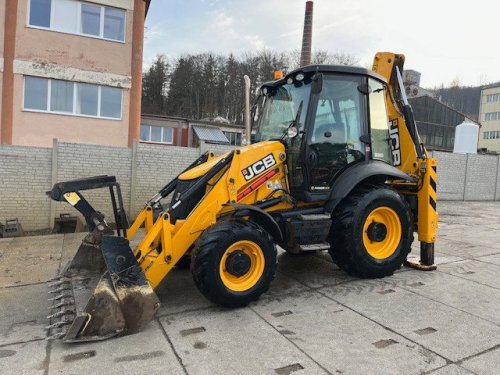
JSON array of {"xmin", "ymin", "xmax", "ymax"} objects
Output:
[{"xmin": 254, "ymin": 80, "xmax": 311, "ymax": 142}]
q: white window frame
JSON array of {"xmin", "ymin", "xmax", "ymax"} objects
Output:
[
  {"xmin": 223, "ymin": 130, "xmax": 242, "ymax": 146},
  {"xmin": 484, "ymin": 112, "xmax": 500, "ymax": 122},
  {"xmin": 140, "ymin": 125, "xmax": 174, "ymax": 145},
  {"xmin": 487, "ymin": 93, "xmax": 500, "ymax": 103},
  {"xmin": 23, "ymin": 76, "xmax": 123, "ymax": 120},
  {"xmin": 483, "ymin": 131, "xmax": 500, "ymax": 140},
  {"xmin": 27, "ymin": 0, "xmax": 126, "ymax": 43}
]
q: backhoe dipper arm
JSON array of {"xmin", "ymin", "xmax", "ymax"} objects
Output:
[
  {"xmin": 372, "ymin": 52, "xmax": 427, "ymax": 175},
  {"xmin": 372, "ymin": 52, "xmax": 438, "ymax": 270}
]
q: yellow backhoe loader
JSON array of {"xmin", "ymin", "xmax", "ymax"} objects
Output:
[{"xmin": 46, "ymin": 52, "xmax": 438, "ymax": 342}]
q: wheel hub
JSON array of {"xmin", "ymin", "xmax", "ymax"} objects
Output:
[
  {"xmin": 225, "ymin": 250, "xmax": 251, "ymax": 277},
  {"xmin": 367, "ymin": 222, "xmax": 387, "ymax": 242}
]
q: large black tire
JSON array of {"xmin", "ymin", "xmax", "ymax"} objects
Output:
[
  {"xmin": 329, "ymin": 183, "xmax": 413, "ymax": 278},
  {"xmin": 191, "ymin": 220, "xmax": 277, "ymax": 307}
]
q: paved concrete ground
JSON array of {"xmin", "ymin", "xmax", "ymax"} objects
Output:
[{"xmin": 0, "ymin": 201, "xmax": 499, "ymax": 375}]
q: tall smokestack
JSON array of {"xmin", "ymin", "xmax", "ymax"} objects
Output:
[{"xmin": 300, "ymin": 1, "xmax": 313, "ymax": 67}]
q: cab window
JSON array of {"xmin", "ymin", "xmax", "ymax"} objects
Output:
[{"xmin": 369, "ymin": 79, "xmax": 392, "ymax": 164}]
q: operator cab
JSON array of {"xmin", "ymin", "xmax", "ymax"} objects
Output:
[{"xmin": 253, "ymin": 65, "xmax": 393, "ymax": 202}]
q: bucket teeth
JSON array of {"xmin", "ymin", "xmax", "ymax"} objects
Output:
[
  {"xmin": 48, "ymin": 286, "xmax": 72, "ymax": 294},
  {"xmin": 45, "ymin": 320, "xmax": 73, "ymax": 330},
  {"xmin": 49, "ymin": 300, "xmax": 74, "ymax": 310},
  {"xmin": 49, "ymin": 293, "xmax": 73, "ymax": 301},
  {"xmin": 47, "ymin": 309, "xmax": 75, "ymax": 320},
  {"xmin": 47, "ymin": 279, "xmax": 70, "ymax": 287}
]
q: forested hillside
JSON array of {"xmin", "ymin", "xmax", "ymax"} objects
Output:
[
  {"xmin": 141, "ymin": 50, "xmax": 358, "ymax": 122},
  {"xmin": 142, "ymin": 51, "xmax": 485, "ymax": 124},
  {"xmin": 433, "ymin": 85, "xmax": 481, "ymax": 121}
]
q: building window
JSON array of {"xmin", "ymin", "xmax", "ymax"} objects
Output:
[
  {"xmin": 483, "ymin": 131, "xmax": 500, "ymax": 140},
  {"xmin": 140, "ymin": 125, "xmax": 174, "ymax": 144},
  {"xmin": 51, "ymin": 79, "xmax": 74, "ymax": 113},
  {"xmin": 486, "ymin": 93, "xmax": 500, "ymax": 103},
  {"xmin": 29, "ymin": 0, "xmax": 52, "ymax": 28},
  {"xmin": 81, "ymin": 3, "xmax": 101, "ymax": 36},
  {"xmin": 23, "ymin": 76, "xmax": 122, "ymax": 119},
  {"xmin": 24, "ymin": 76, "xmax": 49, "ymax": 110},
  {"xmin": 76, "ymin": 83, "xmax": 98, "ymax": 116},
  {"xmin": 223, "ymin": 131, "xmax": 242, "ymax": 146},
  {"xmin": 28, "ymin": 0, "xmax": 126, "ymax": 42},
  {"xmin": 484, "ymin": 112, "xmax": 500, "ymax": 121}
]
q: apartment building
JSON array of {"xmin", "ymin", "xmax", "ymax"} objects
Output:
[
  {"xmin": 478, "ymin": 82, "xmax": 500, "ymax": 152},
  {"xmin": 0, "ymin": 0, "xmax": 150, "ymax": 147}
]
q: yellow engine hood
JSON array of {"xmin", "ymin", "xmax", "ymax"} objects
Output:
[{"xmin": 178, "ymin": 141, "xmax": 284, "ymax": 181}]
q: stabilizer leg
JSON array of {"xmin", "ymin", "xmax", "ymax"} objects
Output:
[{"xmin": 405, "ymin": 242, "xmax": 437, "ymax": 271}]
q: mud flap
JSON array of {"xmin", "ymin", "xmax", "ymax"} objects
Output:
[{"xmin": 47, "ymin": 236, "xmax": 160, "ymax": 342}]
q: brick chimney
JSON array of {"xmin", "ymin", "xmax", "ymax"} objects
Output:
[{"xmin": 300, "ymin": 1, "xmax": 313, "ymax": 67}]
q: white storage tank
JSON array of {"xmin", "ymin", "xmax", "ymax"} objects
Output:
[{"xmin": 453, "ymin": 121, "xmax": 479, "ymax": 154}]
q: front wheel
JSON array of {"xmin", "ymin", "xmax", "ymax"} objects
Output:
[
  {"xmin": 329, "ymin": 183, "xmax": 413, "ymax": 278},
  {"xmin": 191, "ymin": 220, "xmax": 277, "ymax": 307}
]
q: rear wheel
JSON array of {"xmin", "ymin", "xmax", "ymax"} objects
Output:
[
  {"xmin": 329, "ymin": 183, "xmax": 413, "ymax": 278},
  {"xmin": 191, "ymin": 220, "xmax": 277, "ymax": 307}
]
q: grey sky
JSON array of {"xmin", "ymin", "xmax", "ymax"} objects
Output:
[{"xmin": 144, "ymin": 0, "xmax": 498, "ymax": 88}]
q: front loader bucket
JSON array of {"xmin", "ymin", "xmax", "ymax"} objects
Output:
[{"xmin": 47, "ymin": 236, "xmax": 160, "ymax": 342}]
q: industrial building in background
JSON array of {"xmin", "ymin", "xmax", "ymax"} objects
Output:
[
  {"xmin": 409, "ymin": 95, "xmax": 480, "ymax": 152},
  {"xmin": 0, "ymin": 0, "xmax": 150, "ymax": 148},
  {"xmin": 478, "ymin": 82, "xmax": 500, "ymax": 152},
  {"xmin": 401, "ymin": 69, "xmax": 480, "ymax": 152},
  {"xmin": 403, "ymin": 69, "xmax": 434, "ymax": 99}
]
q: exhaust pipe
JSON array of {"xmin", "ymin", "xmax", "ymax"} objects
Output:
[{"xmin": 244, "ymin": 75, "xmax": 251, "ymax": 146}]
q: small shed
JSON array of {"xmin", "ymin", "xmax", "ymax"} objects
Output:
[{"xmin": 192, "ymin": 125, "xmax": 230, "ymax": 147}]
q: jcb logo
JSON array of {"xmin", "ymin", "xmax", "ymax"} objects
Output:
[
  {"xmin": 242, "ymin": 154, "xmax": 276, "ymax": 181},
  {"xmin": 389, "ymin": 119, "xmax": 401, "ymax": 166}
]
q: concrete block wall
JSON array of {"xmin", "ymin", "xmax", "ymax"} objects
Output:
[
  {"xmin": 464, "ymin": 154, "xmax": 498, "ymax": 201},
  {"xmin": 432, "ymin": 152, "xmax": 467, "ymax": 200},
  {"xmin": 1, "ymin": 142, "xmax": 498, "ymax": 232},
  {"xmin": 54, "ymin": 142, "xmax": 133, "ymax": 224},
  {"xmin": 0, "ymin": 141, "xmax": 237, "ymax": 231},
  {"xmin": 0, "ymin": 145, "xmax": 52, "ymax": 229},
  {"xmin": 433, "ymin": 151, "xmax": 500, "ymax": 201},
  {"xmin": 132, "ymin": 143, "xmax": 200, "ymax": 215}
]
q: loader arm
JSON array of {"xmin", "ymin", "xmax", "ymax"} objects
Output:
[
  {"xmin": 128, "ymin": 142, "xmax": 289, "ymax": 288},
  {"xmin": 372, "ymin": 52, "xmax": 438, "ymax": 268}
]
